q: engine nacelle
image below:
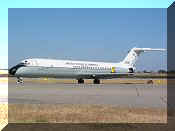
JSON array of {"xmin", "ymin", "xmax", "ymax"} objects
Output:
[{"xmin": 128, "ymin": 68, "xmax": 135, "ymax": 73}]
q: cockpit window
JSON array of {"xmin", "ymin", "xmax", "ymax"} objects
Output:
[{"xmin": 21, "ymin": 60, "xmax": 30, "ymax": 65}]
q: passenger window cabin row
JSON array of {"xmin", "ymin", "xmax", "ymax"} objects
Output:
[{"xmin": 73, "ymin": 66, "xmax": 112, "ymax": 70}]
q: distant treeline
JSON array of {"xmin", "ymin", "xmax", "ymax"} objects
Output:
[
  {"xmin": 136, "ymin": 70, "xmax": 175, "ymax": 78},
  {"xmin": 156, "ymin": 70, "xmax": 175, "ymax": 74},
  {"xmin": 137, "ymin": 69, "xmax": 169, "ymax": 73}
]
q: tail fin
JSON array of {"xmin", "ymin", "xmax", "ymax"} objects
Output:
[{"xmin": 122, "ymin": 47, "xmax": 166, "ymax": 67}]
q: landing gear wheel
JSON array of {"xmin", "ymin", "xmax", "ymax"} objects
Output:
[
  {"xmin": 17, "ymin": 77, "xmax": 23, "ymax": 84},
  {"xmin": 93, "ymin": 79, "xmax": 100, "ymax": 84},
  {"xmin": 78, "ymin": 78, "xmax": 84, "ymax": 84}
]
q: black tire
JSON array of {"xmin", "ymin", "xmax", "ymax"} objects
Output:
[
  {"xmin": 93, "ymin": 79, "xmax": 100, "ymax": 84},
  {"xmin": 78, "ymin": 78, "xmax": 84, "ymax": 84},
  {"xmin": 17, "ymin": 77, "xmax": 23, "ymax": 84}
]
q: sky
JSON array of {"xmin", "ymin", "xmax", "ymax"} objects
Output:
[
  {"xmin": 0, "ymin": 0, "xmax": 173, "ymax": 70},
  {"xmin": 8, "ymin": 8, "xmax": 167, "ymax": 71}
]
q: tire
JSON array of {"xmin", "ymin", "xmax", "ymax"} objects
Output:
[
  {"xmin": 78, "ymin": 78, "xmax": 84, "ymax": 84},
  {"xmin": 93, "ymin": 79, "xmax": 100, "ymax": 84}
]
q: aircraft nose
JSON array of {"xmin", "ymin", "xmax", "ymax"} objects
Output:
[
  {"xmin": 9, "ymin": 66, "xmax": 18, "ymax": 75},
  {"xmin": 9, "ymin": 63, "xmax": 25, "ymax": 76}
]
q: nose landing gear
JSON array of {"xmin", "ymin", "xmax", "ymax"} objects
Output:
[{"xmin": 17, "ymin": 77, "xmax": 23, "ymax": 84}]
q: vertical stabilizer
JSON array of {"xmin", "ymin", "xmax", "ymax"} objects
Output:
[{"xmin": 122, "ymin": 47, "xmax": 166, "ymax": 67}]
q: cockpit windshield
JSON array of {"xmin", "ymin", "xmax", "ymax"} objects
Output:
[{"xmin": 21, "ymin": 60, "xmax": 30, "ymax": 65}]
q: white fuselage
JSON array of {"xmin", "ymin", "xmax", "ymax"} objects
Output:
[{"xmin": 9, "ymin": 58, "xmax": 131, "ymax": 79}]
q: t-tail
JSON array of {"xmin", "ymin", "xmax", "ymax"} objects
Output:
[{"xmin": 122, "ymin": 47, "xmax": 166, "ymax": 69}]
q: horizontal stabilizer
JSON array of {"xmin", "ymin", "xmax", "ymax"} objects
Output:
[{"xmin": 133, "ymin": 48, "xmax": 166, "ymax": 52}]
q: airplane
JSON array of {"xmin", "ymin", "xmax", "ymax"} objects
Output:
[{"xmin": 9, "ymin": 47, "xmax": 166, "ymax": 84}]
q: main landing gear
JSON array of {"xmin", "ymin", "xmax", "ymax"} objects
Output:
[
  {"xmin": 17, "ymin": 77, "xmax": 23, "ymax": 84},
  {"xmin": 77, "ymin": 78, "xmax": 101, "ymax": 84},
  {"xmin": 93, "ymin": 79, "xmax": 100, "ymax": 84},
  {"xmin": 78, "ymin": 78, "xmax": 84, "ymax": 84}
]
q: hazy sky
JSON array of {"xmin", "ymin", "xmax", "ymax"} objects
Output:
[{"xmin": 8, "ymin": 8, "xmax": 167, "ymax": 71}]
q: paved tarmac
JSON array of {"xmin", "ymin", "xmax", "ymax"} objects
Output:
[{"xmin": 8, "ymin": 81, "xmax": 167, "ymax": 108}]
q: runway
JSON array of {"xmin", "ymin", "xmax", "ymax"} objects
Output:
[{"xmin": 9, "ymin": 81, "xmax": 167, "ymax": 108}]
